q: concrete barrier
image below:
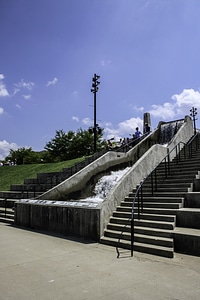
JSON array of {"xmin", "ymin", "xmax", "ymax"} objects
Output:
[{"xmin": 15, "ymin": 201, "xmax": 101, "ymax": 241}]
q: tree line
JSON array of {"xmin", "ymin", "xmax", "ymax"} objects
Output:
[{"xmin": 4, "ymin": 128, "xmax": 106, "ymax": 165}]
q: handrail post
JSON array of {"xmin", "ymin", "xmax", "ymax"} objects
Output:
[
  {"xmin": 175, "ymin": 145, "xmax": 178, "ymax": 164},
  {"xmin": 151, "ymin": 173, "xmax": 154, "ymax": 196},
  {"xmin": 5, "ymin": 198, "xmax": 7, "ymax": 219},
  {"xmin": 196, "ymin": 135, "xmax": 198, "ymax": 151},
  {"xmin": 138, "ymin": 193, "xmax": 140, "ymax": 220},
  {"xmin": 183, "ymin": 144, "xmax": 186, "ymax": 159},
  {"xmin": 167, "ymin": 152, "xmax": 170, "ymax": 177},
  {"xmin": 154, "ymin": 169, "xmax": 157, "ymax": 192},
  {"xmin": 164, "ymin": 157, "xmax": 167, "ymax": 178},
  {"xmin": 189, "ymin": 143, "xmax": 192, "ymax": 158},
  {"xmin": 141, "ymin": 184, "xmax": 143, "ymax": 213},
  {"xmin": 131, "ymin": 218, "xmax": 134, "ymax": 257},
  {"xmin": 178, "ymin": 143, "xmax": 181, "ymax": 162}
]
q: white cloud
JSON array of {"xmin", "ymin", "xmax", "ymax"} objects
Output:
[
  {"xmin": 72, "ymin": 116, "xmax": 79, "ymax": 122},
  {"xmin": 172, "ymin": 89, "xmax": 200, "ymax": 108},
  {"xmin": 23, "ymin": 94, "xmax": 31, "ymax": 100},
  {"xmin": 131, "ymin": 105, "xmax": 144, "ymax": 112},
  {"xmin": 0, "ymin": 74, "xmax": 9, "ymax": 97},
  {"xmin": 104, "ymin": 117, "xmax": 143, "ymax": 141},
  {"xmin": 149, "ymin": 102, "xmax": 176, "ymax": 120},
  {"xmin": 101, "ymin": 59, "xmax": 112, "ymax": 67},
  {"xmin": 0, "ymin": 140, "xmax": 19, "ymax": 160},
  {"xmin": 46, "ymin": 77, "xmax": 58, "ymax": 87},
  {"xmin": 0, "ymin": 107, "xmax": 4, "ymax": 115},
  {"xmin": 14, "ymin": 79, "xmax": 35, "ymax": 91},
  {"xmin": 16, "ymin": 104, "xmax": 21, "ymax": 109},
  {"xmin": 72, "ymin": 90, "xmax": 78, "ymax": 97},
  {"xmin": 82, "ymin": 117, "xmax": 93, "ymax": 126},
  {"xmin": 13, "ymin": 88, "xmax": 20, "ymax": 95},
  {"xmin": 149, "ymin": 88, "xmax": 200, "ymax": 124}
]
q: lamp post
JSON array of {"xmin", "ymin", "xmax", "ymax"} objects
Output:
[
  {"xmin": 190, "ymin": 107, "xmax": 198, "ymax": 135},
  {"xmin": 91, "ymin": 74, "xmax": 100, "ymax": 152}
]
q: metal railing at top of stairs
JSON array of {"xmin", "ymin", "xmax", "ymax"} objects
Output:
[{"xmin": 130, "ymin": 133, "xmax": 200, "ymax": 257}]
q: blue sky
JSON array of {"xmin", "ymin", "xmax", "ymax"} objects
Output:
[{"xmin": 1, "ymin": 0, "xmax": 200, "ymax": 160}]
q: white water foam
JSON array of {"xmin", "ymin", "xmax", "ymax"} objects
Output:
[{"xmin": 80, "ymin": 167, "xmax": 130, "ymax": 203}]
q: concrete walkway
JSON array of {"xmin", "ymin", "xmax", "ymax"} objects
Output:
[{"xmin": 0, "ymin": 222, "xmax": 200, "ymax": 300}]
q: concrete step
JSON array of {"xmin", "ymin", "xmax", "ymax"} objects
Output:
[
  {"xmin": 144, "ymin": 173, "xmax": 197, "ymax": 180},
  {"xmin": 0, "ymin": 198, "xmax": 19, "ymax": 208},
  {"xmin": 133, "ymin": 192, "xmax": 187, "ymax": 198},
  {"xmin": 0, "ymin": 208, "xmax": 14, "ymax": 224},
  {"xmin": 135, "ymin": 180, "xmax": 193, "ymax": 187},
  {"xmin": 107, "ymin": 223, "xmax": 173, "ymax": 238},
  {"xmin": 10, "ymin": 184, "xmax": 50, "ymax": 192},
  {"xmin": 133, "ymin": 188, "xmax": 190, "ymax": 194},
  {"xmin": 135, "ymin": 202, "xmax": 183, "ymax": 209},
  {"xmin": 103, "ymin": 229, "xmax": 173, "ymax": 247},
  {"xmin": 100, "ymin": 236, "xmax": 174, "ymax": 258},
  {"xmin": 0, "ymin": 191, "xmax": 23, "ymax": 199},
  {"xmin": 114, "ymin": 211, "xmax": 175, "ymax": 222},
  {"xmin": 109, "ymin": 216, "xmax": 175, "ymax": 230},
  {"xmin": 134, "ymin": 207, "xmax": 179, "ymax": 216},
  {"xmin": 164, "ymin": 166, "xmax": 200, "ymax": 173},
  {"xmin": 124, "ymin": 196, "xmax": 184, "ymax": 204},
  {"xmin": 0, "ymin": 191, "xmax": 42, "ymax": 199},
  {"xmin": 158, "ymin": 162, "xmax": 200, "ymax": 169}
]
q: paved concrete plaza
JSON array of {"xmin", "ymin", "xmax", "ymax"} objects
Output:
[{"xmin": 0, "ymin": 222, "xmax": 200, "ymax": 300}]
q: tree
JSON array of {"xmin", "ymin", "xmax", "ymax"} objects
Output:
[
  {"xmin": 44, "ymin": 127, "xmax": 105, "ymax": 162},
  {"xmin": 5, "ymin": 147, "xmax": 41, "ymax": 165},
  {"xmin": 44, "ymin": 130, "xmax": 75, "ymax": 161}
]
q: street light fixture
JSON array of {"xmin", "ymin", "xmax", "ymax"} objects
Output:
[
  {"xmin": 91, "ymin": 74, "xmax": 101, "ymax": 152},
  {"xmin": 190, "ymin": 107, "xmax": 198, "ymax": 135}
]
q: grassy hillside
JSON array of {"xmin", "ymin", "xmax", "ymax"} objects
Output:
[{"xmin": 0, "ymin": 157, "xmax": 85, "ymax": 191}]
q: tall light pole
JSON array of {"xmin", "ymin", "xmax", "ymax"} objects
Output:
[
  {"xmin": 91, "ymin": 74, "xmax": 100, "ymax": 152},
  {"xmin": 190, "ymin": 107, "xmax": 198, "ymax": 135}
]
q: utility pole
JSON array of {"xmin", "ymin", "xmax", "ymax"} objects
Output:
[
  {"xmin": 91, "ymin": 74, "xmax": 100, "ymax": 152},
  {"xmin": 190, "ymin": 107, "xmax": 198, "ymax": 135}
]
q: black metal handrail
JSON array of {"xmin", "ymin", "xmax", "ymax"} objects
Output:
[{"xmin": 130, "ymin": 133, "xmax": 199, "ymax": 256}]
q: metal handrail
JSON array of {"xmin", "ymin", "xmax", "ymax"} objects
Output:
[{"xmin": 130, "ymin": 133, "xmax": 199, "ymax": 256}]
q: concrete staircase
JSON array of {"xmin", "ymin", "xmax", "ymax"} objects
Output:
[{"xmin": 100, "ymin": 139, "xmax": 200, "ymax": 258}]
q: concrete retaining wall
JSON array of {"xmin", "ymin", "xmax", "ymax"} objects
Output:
[
  {"xmin": 176, "ymin": 209, "xmax": 200, "ymax": 229},
  {"xmin": 185, "ymin": 192, "xmax": 200, "ymax": 207},
  {"xmin": 174, "ymin": 232, "xmax": 200, "ymax": 256},
  {"xmin": 15, "ymin": 202, "xmax": 100, "ymax": 241}
]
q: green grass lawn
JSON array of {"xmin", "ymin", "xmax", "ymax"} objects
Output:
[{"xmin": 0, "ymin": 157, "xmax": 85, "ymax": 191}]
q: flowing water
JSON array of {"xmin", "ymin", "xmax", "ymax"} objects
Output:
[{"xmin": 80, "ymin": 167, "xmax": 130, "ymax": 203}]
